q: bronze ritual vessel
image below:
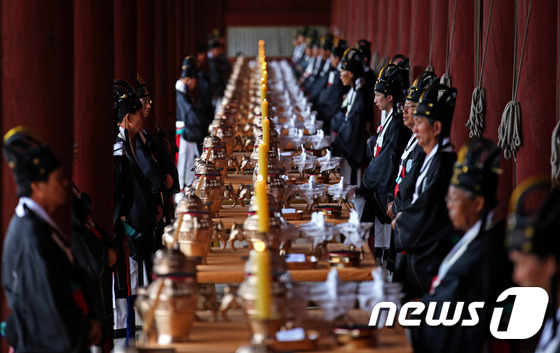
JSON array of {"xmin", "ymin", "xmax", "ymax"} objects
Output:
[{"xmin": 136, "ymin": 249, "xmax": 198, "ymax": 344}]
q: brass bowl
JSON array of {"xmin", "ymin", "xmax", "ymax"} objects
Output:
[
  {"xmin": 328, "ymin": 250, "xmax": 361, "ymax": 268},
  {"xmin": 314, "ymin": 205, "xmax": 342, "ymax": 219},
  {"xmin": 306, "ymin": 172, "xmax": 330, "ymax": 184},
  {"xmin": 333, "ymin": 325, "xmax": 377, "ymax": 348}
]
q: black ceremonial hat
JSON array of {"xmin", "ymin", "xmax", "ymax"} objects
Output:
[
  {"xmin": 333, "ymin": 39, "xmax": 348, "ymax": 59},
  {"xmin": 136, "ymin": 73, "xmax": 150, "ymax": 99},
  {"xmin": 181, "ymin": 56, "xmax": 199, "ymax": 79},
  {"xmin": 450, "ymin": 138, "xmax": 501, "ymax": 209},
  {"xmin": 506, "ymin": 178, "xmax": 560, "ymax": 258},
  {"xmin": 407, "ymin": 71, "xmax": 439, "ymax": 103},
  {"xmin": 114, "ymin": 79, "xmax": 142, "ymax": 122},
  {"xmin": 340, "ymin": 47, "xmax": 364, "ymax": 77},
  {"xmin": 414, "ymin": 83, "xmax": 457, "ymax": 137},
  {"xmin": 356, "ymin": 39, "xmax": 372, "ymax": 61},
  {"xmin": 374, "ymin": 62, "xmax": 409, "ymax": 101},
  {"xmin": 2, "ymin": 126, "xmax": 60, "ymax": 195}
]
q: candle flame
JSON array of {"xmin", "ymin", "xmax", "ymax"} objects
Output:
[{"xmin": 254, "ymin": 240, "xmax": 266, "ymax": 252}]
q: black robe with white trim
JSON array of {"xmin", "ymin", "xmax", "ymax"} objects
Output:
[
  {"xmin": 393, "ymin": 148, "xmax": 456, "ymax": 298},
  {"xmin": 410, "ymin": 221, "xmax": 512, "ymax": 353}
]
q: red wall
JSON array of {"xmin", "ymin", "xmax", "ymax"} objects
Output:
[{"xmin": 330, "ymin": 0, "xmax": 560, "ymax": 219}]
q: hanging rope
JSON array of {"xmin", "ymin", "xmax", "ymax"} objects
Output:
[
  {"xmin": 552, "ymin": 121, "xmax": 560, "ymax": 187},
  {"xmin": 466, "ymin": 0, "xmax": 494, "ymax": 138},
  {"xmin": 427, "ymin": 0, "xmax": 439, "ymax": 70},
  {"xmin": 444, "ymin": 0, "xmax": 459, "ymax": 81},
  {"xmin": 554, "ymin": 1, "xmax": 560, "ymax": 187},
  {"xmin": 498, "ymin": 0, "xmax": 532, "ymax": 160}
]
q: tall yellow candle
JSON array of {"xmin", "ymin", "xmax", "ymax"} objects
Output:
[
  {"xmin": 255, "ymin": 174, "xmax": 269, "ymax": 233},
  {"xmin": 262, "ymin": 70, "xmax": 268, "ymax": 84},
  {"xmin": 262, "ymin": 118, "xmax": 270, "ymax": 148},
  {"xmin": 261, "ymin": 99, "xmax": 268, "ymax": 120},
  {"xmin": 261, "ymin": 83, "xmax": 267, "ymax": 101},
  {"xmin": 258, "ymin": 142, "xmax": 268, "ymax": 181},
  {"xmin": 254, "ymin": 241, "xmax": 271, "ymax": 320},
  {"xmin": 259, "ymin": 39, "xmax": 265, "ymax": 48}
]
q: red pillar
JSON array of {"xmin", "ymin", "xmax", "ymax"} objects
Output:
[
  {"xmin": 431, "ymin": 0, "xmax": 449, "ymax": 76},
  {"xmin": 398, "ymin": 0, "xmax": 412, "ymax": 57},
  {"xmin": 481, "ymin": 0, "xmax": 515, "ymax": 219},
  {"xmin": 447, "ymin": 0, "xmax": 474, "ymax": 149},
  {"xmin": 154, "ymin": 0, "xmax": 170, "ymax": 137},
  {"xmin": 166, "ymin": 0, "xmax": 177, "ymax": 137},
  {"xmin": 387, "ymin": 0, "xmax": 400, "ymax": 56},
  {"xmin": 515, "ymin": 0, "xmax": 557, "ymax": 183},
  {"xmin": 377, "ymin": 0, "xmax": 389, "ymax": 59},
  {"xmin": 175, "ymin": 0, "xmax": 185, "ymax": 72},
  {"xmin": 73, "ymin": 0, "xmax": 114, "ymax": 233},
  {"xmin": 1, "ymin": 0, "xmax": 74, "ymax": 236},
  {"xmin": 114, "ymin": 0, "xmax": 137, "ymax": 83},
  {"xmin": 184, "ymin": 0, "xmax": 197, "ymax": 55},
  {"xmin": 410, "ymin": 0, "xmax": 431, "ymax": 78},
  {"xmin": 137, "ymin": 0, "xmax": 155, "ymax": 92}
]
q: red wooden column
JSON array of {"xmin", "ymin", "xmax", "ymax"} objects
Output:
[
  {"xmin": 175, "ymin": 0, "xmax": 185, "ymax": 73},
  {"xmin": 137, "ymin": 0, "xmax": 156, "ymax": 135},
  {"xmin": 166, "ymin": 0, "xmax": 177, "ymax": 136},
  {"xmin": 409, "ymin": 0, "xmax": 431, "ymax": 78},
  {"xmin": 431, "ymin": 0, "xmax": 449, "ymax": 76},
  {"xmin": 1, "ymin": 0, "xmax": 74, "ymax": 236},
  {"xmin": 137, "ymin": 0, "xmax": 155, "ymax": 91},
  {"xmin": 387, "ymin": 0, "xmax": 400, "ymax": 56},
  {"xmin": 398, "ymin": 0, "xmax": 412, "ymax": 57},
  {"xmin": 184, "ymin": 0, "xmax": 197, "ymax": 55},
  {"xmin": 515, "ymin": 0, "xmax": 557, "ymax": 183},
  {"xmin": 447, "ymin": 0, "xmax": 474, "ymax": 149},
  {"xmin": 114, "ymin": 0, "xmax": 137, "ymax": 84},
  {"xmin": 481, "ymin": 0, "xmax": 515, "ymax": 219},
  {"xmin": 154, "ymin": 0, "xmax": 170, "ymax": 137},
  {"xmin": 73, "ymin": 0, "xmax": 114, "ymax": 233},
  {"xmin": 376, "ymin": 0, "xmax": 389, "ymax": 60}
]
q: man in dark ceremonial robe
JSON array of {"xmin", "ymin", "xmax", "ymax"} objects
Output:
[
  {"xmin": 385, "ymin": 72, "xmax": 437, "ymax": 279},
  {"xmin": 388, "ymin": 72, "xmax": 438, "ymax": 218},
  {"xmin": 331, "ymin": 47, "xmax": 372, "ymax": 185},
  {"xmin": 2, "ymin": 127, "xmax": 100, "ymax": 352},
  {"xmin": 392, "ymin": 84, "xmax": 458, "ymax": 299},
  {"xmin": 176, "ymin": 56, "xmax": 207, "ymax": 202},
  {"xmin": 507, "ymin": 180, "xmax": 560, "ymax": 353},
  {"xmin": 410, "ymin": 138, "xmax": 512, "ymax": 353},
  {"xmin": 113, "ymin": 80, "xmax": 155, "ymax": 344},
  {"xmin": 72, "ymin": 185, "xmax": 115, "ymax": 353},
  {"xmin": 359, "ymin": 60, "xmax": 411, "ymax": 271},
  {"xmin": 307, "ymin": 36, "xmax": 333, "ymax": 102},
  {"xmin": 313, "ymin": 40, "xmax": 349, "ymax": 134}
]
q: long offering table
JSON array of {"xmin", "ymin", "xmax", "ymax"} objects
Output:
[
  {"xmin": 197, "ymin": 244, "xmax": 375, "ymax": 284},
  {"xmin": 140, "ymin": 310, "xmax": 412, "ymax": 353}
]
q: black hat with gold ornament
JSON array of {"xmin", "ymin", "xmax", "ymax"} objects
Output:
[
  {"xmin": 114, "ymin": 79, "xmax": 142, "ymax": 123},
  {"xmin": 332, "ymin": 39, "xmax": 348, "ymax": 59},
  {"xmin": 136, "ymin": 73, "xmax": 150, "ymax": 99},
  {"xmin": 407, "ymin": 71, "xmax": 438, "ymax": 103},
  {"xmin": 180, "ymin": 56, "xmax": 199, "ymax": 79},
  {"xmin": 340, "ymin": 47, "xmax": 364, "ymax": 77},
  {"xmin": 374, "ymin": 62, "xmax": 408, "ymax": 102},
  {"xmin": 450, "ymin": 138, "xmax": 501, "ymax": 209},
  {"xmin": 2, "ymin": 126, "xmax": 60, "ymax": 196},
  {"xmin": 414, "ymin": 83, "xmax": 457, "ymax": 138},
  {"xmin": 506, "ymin": 177, "xmax": 560, "ymax": 257}
]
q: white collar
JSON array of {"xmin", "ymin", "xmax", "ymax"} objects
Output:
[
  {"xmin": 537, "ymin": 308, "xmax": 560, "ymax": 353},
  {"xmin": 381, "ymin": 109, "xmax": 393, "ymax": 125},
  {"xmin": 16, "ymin": 197, "xmax": 73, "ymax": 262},
  {"xmin": 176, "ymin": 79, "xmax": 187, "ymax": 94}
]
